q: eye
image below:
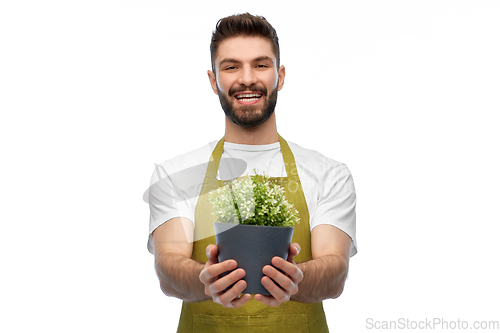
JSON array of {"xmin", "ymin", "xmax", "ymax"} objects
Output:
[
  {"xmin": 224, "ymin": 66, "xmax": 237, "ymax": 71},
  {"xmin": 256, "ymin": 64, "xmax": 268, "ymax": 68}
]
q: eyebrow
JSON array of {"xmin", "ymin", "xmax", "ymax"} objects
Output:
[
  {"xmin": 219, "ymin": 58, "xmax": 241, "ymax": 65},
  {"xmin": 219, "ymin": 56, "xmax": 274, "ymax": 66},
  {"xmin": 254, "ymin": 56, "xmax": 273, "ymax": 63}
]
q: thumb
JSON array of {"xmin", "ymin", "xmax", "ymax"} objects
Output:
[
  {"xmin": 206, "ymin": 244, "xmax": 219, "ymax": 263},
  {"xmin": 288, "ymin": 243, "xmax": 301, "ymax": 262}
]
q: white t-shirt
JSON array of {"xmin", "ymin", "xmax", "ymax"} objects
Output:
[{"xmin": 147, "ymin": 140, "xmax": 357, "ymax": 256}]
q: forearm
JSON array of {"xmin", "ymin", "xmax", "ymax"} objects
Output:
[
  {"xmin": 154, "ymin": 252, "xmax": 211, "ymax": 302},
  {"xmin": 291, "ymin": 254, "xmax": 348, "ymax": 303}
]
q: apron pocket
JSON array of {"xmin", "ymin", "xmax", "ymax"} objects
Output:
[{"xmin": 193, "ymin": 314, "xmax": 308, "ymax": 332}]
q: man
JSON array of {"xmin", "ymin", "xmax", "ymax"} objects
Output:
[{"xmin": 147, "ymin": 13, "xmax": 357, "ymax": 332}]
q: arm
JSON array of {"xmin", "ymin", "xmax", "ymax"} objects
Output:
[
  {"xmin": 152, "ymin": 217, "xmax": 209, "ymax": 302},
  {"xmin": 153, "ymin": 217, "xmax": 252, "ymax": 307},
  {"xmin": 255, "ymin": 224, "xmax": 351, "ymax": 306},
  {"xmin": 291, "ymin": 224, "xmax": 350, "ymax": 303}
]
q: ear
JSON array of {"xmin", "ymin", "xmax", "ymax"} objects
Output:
[
  {"xmin": 207, "ymin": 70, "xmax": 218, "ymax": 95},
  {"xmin": 277, "ymin": 65, "xmax": 285, "ymax": 91}
]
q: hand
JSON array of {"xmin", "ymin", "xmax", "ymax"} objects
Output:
[
  {"xmin": 254, "ymin": 243, "xmax": 303, "ymax": 307},
  {"xmin": 199, "ymin": 244, "xmax": 252, "ymax": 308}
]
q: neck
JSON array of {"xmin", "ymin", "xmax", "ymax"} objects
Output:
[{"xmin": 224, "ymin": 113, "xmax": 278, "ymax": 145}]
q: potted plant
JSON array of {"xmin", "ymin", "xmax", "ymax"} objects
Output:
[{"xmin": 208, "ymin": 172, "xmax": 300, "ymax": 295}]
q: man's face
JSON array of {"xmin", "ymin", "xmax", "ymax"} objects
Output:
[{"xmin": 208, "ymin": 36, "xmax": 285, "ymax": 128}]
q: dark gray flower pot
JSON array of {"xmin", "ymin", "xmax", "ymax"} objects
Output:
[{"xmin": 214, "ymin": 222, "xmax": 294, "ymax": 295}]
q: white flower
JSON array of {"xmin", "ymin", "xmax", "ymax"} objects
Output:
[{"xmin": 208, "ymin": 171, "xmax": 300, "ymax": 227}]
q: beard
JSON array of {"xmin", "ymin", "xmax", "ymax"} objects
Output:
[{"xmin": 217, "ymin": 84, "xmax": 278, "ymax": 128}]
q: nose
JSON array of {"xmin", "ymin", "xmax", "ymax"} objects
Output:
[{"xmin": 237, "ymin": 65, "xmax": 258, "ymax": 86}]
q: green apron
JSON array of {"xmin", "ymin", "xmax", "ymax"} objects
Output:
[{"xmin": 177, "ymin": 135, "xmax": 329, "ymax": 332}]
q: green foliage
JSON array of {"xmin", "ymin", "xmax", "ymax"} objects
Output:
[{"xmin": 208, "ymin": 172, "xmax": 300, "ymax": 227}]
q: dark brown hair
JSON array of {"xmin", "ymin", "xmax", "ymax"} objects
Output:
[{"xmin": 210, "ymin": 13, "xmax": 280, "ymax": 72}]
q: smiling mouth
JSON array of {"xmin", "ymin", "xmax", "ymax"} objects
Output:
[{"xmin": 234, "ymin": 93, "xmax": 263, "ymax": 104}]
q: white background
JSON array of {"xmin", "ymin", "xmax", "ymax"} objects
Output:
[{"xmin": 1, "ymin": 1, "xmax": 499, "ymax": 332}]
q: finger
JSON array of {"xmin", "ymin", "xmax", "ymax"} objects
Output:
[
  {"xmin": 205, "ymin": 244, "xmax": 219, "ymax": 262},
  {"xmin": 260, "ymin": 275, "xmax": 290, "ymax": 303},
  {"xmin": 287, "ymin": 243, "xmax": 301, "ymax": 262},
  {"xmin": 263, "ymin": 264, "xmax": 299, "ymax": 295},
  {"xmin": 216, "ymin": 279, "xmax": 248, "ymax": 307},
  {"xmin": 254, "ymin": 293, "xmax": 281, "ymax": 307},
  {"xmin": 271, "ymin": 257, "xmax": 304, "ymax": 283},
  {"xmin": 229, "ymin": 293, "xmax": 252, "ymax": 308},
  {"xmin": 200, "ymin": 259, "xmax": 237, "ymax": 283},
  {"xmin": 209, "ymin": 268, "xmax": 246, "ymax": 295}
]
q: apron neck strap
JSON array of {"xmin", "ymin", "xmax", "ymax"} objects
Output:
[{"xmin": 278, "ymin": 134, "xmax": 300, "ymax": 183}]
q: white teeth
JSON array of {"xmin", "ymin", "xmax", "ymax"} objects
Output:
[{"xmin": 236, "ymin": 93, "xmax": 261, "ymax": 99}]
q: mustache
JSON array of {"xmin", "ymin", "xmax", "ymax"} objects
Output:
[{"xmin": 228, "ymin": 85, "xmax": 268, "ymax": 97}]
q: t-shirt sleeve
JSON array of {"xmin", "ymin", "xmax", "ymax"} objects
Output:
[
  {"xmin": 146, "ymin": 162, "xmax": 194, "ymax": 254},
  {"xmin": 311, "ymin": 163, "xmax": 357, "ymax": 257}
]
